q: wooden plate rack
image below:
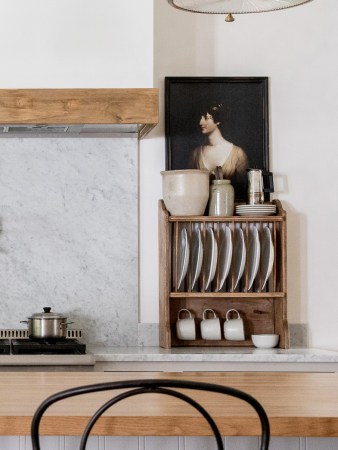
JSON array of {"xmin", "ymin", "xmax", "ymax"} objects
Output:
[{"xmin": 159, "ymin": 199, "xmax": 289, "ymax": 349}]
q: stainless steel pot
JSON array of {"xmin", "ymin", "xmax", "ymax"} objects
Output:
[{"xmin": 20, "ymin": 307, "xmax": 74, "ymax": 339}]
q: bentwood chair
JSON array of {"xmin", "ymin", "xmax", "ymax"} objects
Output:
[{"xmin": 31, "ymin": 378, "xmax": 270, "ymax": 450}]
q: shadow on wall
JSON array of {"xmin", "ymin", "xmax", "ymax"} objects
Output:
[{"xmin": 281, "ymin": 199, "xmax": 308, "ymax": 341}]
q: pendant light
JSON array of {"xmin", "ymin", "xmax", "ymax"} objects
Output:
[{"xmin": 167, "ymin": 0, "xmax": 313, "ymax": 22}]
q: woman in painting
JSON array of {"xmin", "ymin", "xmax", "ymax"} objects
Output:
[{"xmin": 189, "ymin": 102, "xmax": 248, "ymax": 185}]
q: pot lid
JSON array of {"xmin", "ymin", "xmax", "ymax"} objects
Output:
[{"xmin": 29, "ymin": 307, "xmax": 66, "ymax": 320}]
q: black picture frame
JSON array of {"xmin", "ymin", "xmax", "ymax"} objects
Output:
[{"xmin": 165, "ymin": 76, "xmax": 269, "ymax": 201}]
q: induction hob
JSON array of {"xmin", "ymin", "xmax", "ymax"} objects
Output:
[{"xmin": 10, "ymin": 338, "xmax": 86, "ymax": 355}]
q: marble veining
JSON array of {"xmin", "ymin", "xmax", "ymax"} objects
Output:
[
  {"xmin": 0, "ymin": 137, "xmax": 138, "ymax": 346},
  {"xmin": 91, "ymin": 346, "xmax": 338, "ymax": 363}
]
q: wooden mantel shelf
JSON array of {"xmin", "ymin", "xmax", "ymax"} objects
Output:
[
  {"xmin": 0, "ymin": 88, "xmax": 159, "ymax": 138},
  {"xmin": 0, "ymin": 371, "xmax": 337, "ymax": 437}
]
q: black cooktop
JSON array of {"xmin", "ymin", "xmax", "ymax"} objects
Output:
[
  {"xmin": 0, "ymin": 339, "xmax": 10, "ymax": 354},
  {"xmin": 10, "ymin": 338, "xmax": 86, "ymax": 355}
]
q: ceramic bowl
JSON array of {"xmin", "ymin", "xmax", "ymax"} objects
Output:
[
  {"xmin": 161, "ymin": 169, "xmax": 209, "ymax": 216},
  {"xmin": 251, "ymin": 334, "xmax": 279, "ymax": 349}
]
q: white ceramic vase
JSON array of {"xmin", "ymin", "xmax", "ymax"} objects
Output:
[{"xmin": 161, "ymin": 169, "xmax": 209, "ymax": 216}]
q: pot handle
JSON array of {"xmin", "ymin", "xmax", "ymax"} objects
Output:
[
  {"xmin": 20, "ymin": 321, "xmax": 28, "ymax": 324},
  {"xmin": 60, "ymin": 321, "xmax": 74, "ymax": 326}
]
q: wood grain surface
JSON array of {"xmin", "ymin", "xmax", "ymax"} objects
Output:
[
  {"xmin": 0, "ymin": 371, "xmax": 337, "ymax": 437},
  {"xmin": 0, "ymin": 89, "xmax": 159, "ymax": 125}
]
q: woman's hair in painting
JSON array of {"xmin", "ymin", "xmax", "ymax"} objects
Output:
[{"xmin": 200, "ymin": 101, "xmax": 224, "ymax": 124}]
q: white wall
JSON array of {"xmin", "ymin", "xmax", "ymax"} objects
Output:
[
  {"xmin": 0, "ymin": 0, "xmax": 153, "ymax": 87},
  {"xmin": 139, "ymin": 0, "xmax": 338, "ymax": 350}
]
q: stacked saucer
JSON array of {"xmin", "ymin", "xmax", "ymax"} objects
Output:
[{"xmin": 235, "ymin": 203, "xmax": 276, "ymax": 216}]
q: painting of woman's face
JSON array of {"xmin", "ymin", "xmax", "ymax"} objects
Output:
[
  {"xmin": 165, "ymin": 77, "xmax": 269, "ymax": 201},
  {"xmin": 199, "ymin": 113, "xmax": 219, "ymax": 135}
]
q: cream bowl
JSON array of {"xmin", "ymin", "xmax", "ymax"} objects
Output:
[
  {"xmin": 161, "ymin": 169, "xmax": 210, "ymax": 216},
  {"xmin": 251, "ymin": 334, "xmax": 279, "ymax": 349}
]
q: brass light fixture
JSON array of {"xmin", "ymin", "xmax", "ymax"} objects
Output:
[{"xmin": 167, "ymin": 0, "xmax": 313, "ymax": 22}]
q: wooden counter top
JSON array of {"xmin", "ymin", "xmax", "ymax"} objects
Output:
[{"xmin": 0, "ymin": 371, "xmax": 337, "ymax": 437}]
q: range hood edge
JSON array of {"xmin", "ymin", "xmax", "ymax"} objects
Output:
[{"xmin": 0, "ymin": 88, "xmax": 159, "ymax": 138}]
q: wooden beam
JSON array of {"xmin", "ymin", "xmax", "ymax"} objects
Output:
[{"xmin": 0, "ymin": 89, "xmax": 159, "ymax": 125}]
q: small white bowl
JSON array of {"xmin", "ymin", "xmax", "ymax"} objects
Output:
[{"xmin": 251, "ymin": 334, "xmax": 279, "ymax": 349}]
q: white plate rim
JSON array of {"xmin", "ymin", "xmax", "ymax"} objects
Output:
[
  {"xmin": 190, "ymin": 228, "xmax": 203, "ymax": 290},
  {"xmin": 236, "ymin": 205, "xmax": 276, "ymax": 209},
  {"xmin": 177, "ymin": 227, "xmax": 189, "ymax": 290},
  {"xmin": 215, "ymin": 226, "xmax": 232, "ymax": 292},
  {"xmin": 261, "ymin": 226, "xmax": 274, "ymax": 290},
  {"xmin": 233, "ymin": 227, "xmax": 246, "ymax": 290},
  {"xmin": 236, "ymin": 207, "xmax": 276, "ymax": 211},
  {"xmin": 236, "ymin": 211, "xmax": 275, "ymax": 214},
  {"xmin": 236, "ymin": 203, "xmax": 276, "ymax": 208},
  {"xmin": 247, "ymin": 225, "xmax": 260, "ymax": 291},
  {"xmin": 236, "ymin": 209, "xmax": 276, "ymax": 213},
  {"xmin": 236, "ymin": 208, "xmax": 276, "ymax": 211},
  {"xmin": 204, "ymin": 228, "xmax": 217, "ymax": 291},
  {"xmin": 236, "ymin": 211, "xmax": 276, "ymax": 216}
]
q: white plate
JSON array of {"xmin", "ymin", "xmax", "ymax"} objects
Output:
[
  {"xmin": 236, "ymin": 206, "xmax": 275, "ymax": 209},
  {"xmin": 236, "ymin": 210, "xmax": 276, "ymax": 217},
  {"xmin": 235, "ymin": 205, "xmax": 276, "ymax": 217},
  {"xmin": 236, "ymin": 205, "xmax": 276, "ymax": 210},
  {"xmin": 215, "ymin": 226, "xmax": 232, "ymax": 292},
  {"xmin": 236, "ymin": 205, "xmax": 275, "ymax": 208},
  {"xmin": 236, "ymin": 208, "xmax": 276, "ymax": 212},
  {"xmin": 236, "ymin": 209, "xmax": 276, "ymax": 213},
  {"xmin": 203, "ymin": 227, "xmax": 218, "ymax": 291},
  {"xmin": 190, "ymin": 228, "xmax": 203, "ymax": 291},
  {"xmin": 233, "ymin": 227, "xmax": 246, "ymax": 291},
  {"xmin": 247, "ymin": 225, "xmax": 260, "ymax": 291},
  {"xmin": 260, "ymin": 226, "xmax": 274, "ymax": 291},
  {"xmin": 176, "ymin": 227, "xmax": 189, "ymax": 290}
]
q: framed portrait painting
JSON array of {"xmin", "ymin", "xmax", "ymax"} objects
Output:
[{"xmin": 165, "ymin": 77, "xmax": 270, "ymax": 201}]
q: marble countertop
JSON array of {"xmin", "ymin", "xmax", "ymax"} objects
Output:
[
  {"xmin": 1, "ymin": 347, "xmax": 338, "ymax": 367},
  {"xmin": 90, "ymin": 346, "xmax": 338, "ymax": 363}
]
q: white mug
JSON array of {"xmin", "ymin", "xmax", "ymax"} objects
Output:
[
  {"xmin": 223, "ymin": 309, "xmax": 245, "ymax": 340},
  {"xmin": 201, "ymin": 309, "xmax": 222, "ymax": 340},
  {"xmin": 176, "ymin": 309, "xmax": 196, "ymax": 340}
]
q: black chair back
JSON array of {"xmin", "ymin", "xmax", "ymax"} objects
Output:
[{"xmin": 31, "ymin": 378, "xmax": 270, "ymax": 450}]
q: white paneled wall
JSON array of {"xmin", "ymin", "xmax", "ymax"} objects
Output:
[{"xmin": 1, "ymin": 436, "xmax": 337, "ymax": 450}]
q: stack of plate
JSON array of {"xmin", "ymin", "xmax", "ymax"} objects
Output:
[{"xmin": 235, "ymin": 203, "xmax": 276, "ymax": 217}]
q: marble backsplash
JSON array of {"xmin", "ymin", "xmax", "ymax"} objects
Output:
[{"xmin": 0, "ymin": 137, "xmax": 138, "ymax": 346}]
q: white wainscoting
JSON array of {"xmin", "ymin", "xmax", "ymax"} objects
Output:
[{"xmin": 1, "ymin": 436, "xmax": 338, "ymax": 450}]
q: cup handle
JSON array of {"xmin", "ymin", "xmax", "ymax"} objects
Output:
[
  {"xmin": 177, "ymin": 309, "xmax": 192, "ymax": 320},
  {"xmin": 226, "ymin": 309, "xmax": 240, "ymax": 321},
  {"xmin": 203, "ymin": 308, "xmax": 217, "ymax": 320},
  {"xmin": 262, "ymin": 171, "xmax": 274, "ymax": 193}
]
